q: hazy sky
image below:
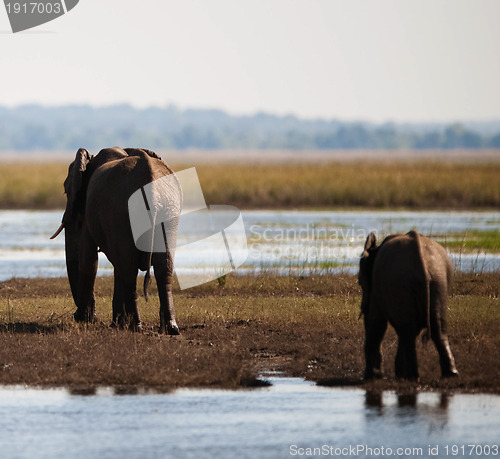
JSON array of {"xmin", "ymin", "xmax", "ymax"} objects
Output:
[{"xmin": 1, "ymin": 0, "xmax": 499, "ymax": 122}]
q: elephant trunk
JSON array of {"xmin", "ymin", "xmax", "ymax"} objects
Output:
[{"xmin": 64, "ymin": 219, "xmax": 81, "ymax": 305}]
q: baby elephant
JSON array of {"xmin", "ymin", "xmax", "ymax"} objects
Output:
[{"xmin": 358, "ymin": 231, "xmax": 458, "ymax": 380}]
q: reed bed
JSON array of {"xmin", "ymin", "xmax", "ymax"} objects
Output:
[
  {"xmin": 0, "ymin": 160, "xmax": 499, "ymax": 209},
  {"xmin": 0, "ymin": 162, "xmax": 68, "ymax": 208},
  {"xmin": 192, "ymin": 161, "xmax": 500, "ymax": 209}
]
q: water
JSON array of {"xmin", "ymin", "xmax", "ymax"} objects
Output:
[
  {"xmin": 0, "ymin": 209, "xmax": 499, "ymax": 281},
  {"xmin": 0, "ymin": 212, "xmax": 498, "ymax": 458},
  {"xmin": 245, "ymin": 210, "xmax": 500, "ymax": 274},
  {"xmin": 0, "ymin": 377, "xmax": 497, "ymax": 459}
]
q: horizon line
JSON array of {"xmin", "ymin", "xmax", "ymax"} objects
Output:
[{"xmin": 1, "ymin": 103, "xmax": 500, "ymax": 126}]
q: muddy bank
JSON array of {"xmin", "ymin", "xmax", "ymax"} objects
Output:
[{"xmin": 0, "ymin": 274, "xmax": 498, "ymax": 392}]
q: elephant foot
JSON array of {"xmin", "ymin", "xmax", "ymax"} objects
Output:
[
  {"xmin": 364, "ymin": 368, "xmax": 383, "ymax": 380},
  {"xmin": 396, "ymin": 375, "xmax": 419, "ymax": 382},
  {"xmin": 73, "ymin": 309, "xmax": 96, "ymax": 323},
  {"xmin": 442, "ymin": 369, "xmax": 459, "ymax": 378},
  {"xmin": 167, "ymin": 322, "xmax": 180, "ymax": 335},
  {"xmin": 129, "ymin": 321, "xmax": 143, "ymax": 332},
  {"xmin": 110, "ymin": 314, "xmax": 142, "ymax": 331},
  {"xmin": 159, "ymin": 321, "xmax": 180, "ymax": 335}
]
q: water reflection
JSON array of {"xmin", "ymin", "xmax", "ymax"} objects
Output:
[
  {"xmin": 68, "ymin": 387, "xmax": 97, "ymax": 397},
  {"xmin": 67, "ymin": 385, "xmax": 175, "ymax": 397},
  {"xmin": 365, "ymin": 390, "xmax": 450, "ymax": 411},
  {"xmin": 0, "ymin": 378, "xmax": 497, "ymax": 459},
  {"xmin": 364, "ymin": 390, "xmax": 451, "ymax": 437}
]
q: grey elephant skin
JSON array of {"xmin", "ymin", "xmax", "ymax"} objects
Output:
[
  {"xmin": 52, "ymin": 147, "xmax": 180, "ymax": 334},
  {"xmin": 358, "ymin": 231, "xmax": 458, "ymax": 380}
]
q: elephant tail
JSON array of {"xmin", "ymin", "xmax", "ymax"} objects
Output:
[
  {"xmin": 422, "ymin": 280, "xmax": 432, "ymax": 346},
  {"xmin": 409, "ymin": 231, "xmax": 431, "ymax": 345},
  {"xmin": 143, "ymin": 226, "xmax": 156, "ymax": 302},
  {"xmin": 144, "ymin": 269, "xmax": 151, "ymax": 301},
  {"xmin": 143, "ymin": 202, "xmax": 157, "ymax": 303}
]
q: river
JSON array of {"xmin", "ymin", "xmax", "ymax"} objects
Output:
[
  {"xmin": 1, "ymin": 211, "xmax": 499, "ymax": 458},
  {"xmin": 0, "ymin": 209, "xmax": 498, "ymax": 281},
  {"xmin": 0, "ymin": 377, "xmax": 498, "ymax": 459}
]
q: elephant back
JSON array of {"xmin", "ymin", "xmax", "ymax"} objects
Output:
[{"xmin": 84, "ymin": 150, "xmax": 176, "ymax": 259}]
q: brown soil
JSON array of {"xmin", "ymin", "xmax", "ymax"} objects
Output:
[{"xmin": 0, "ymin": 273, "xmax": 498, "ymax": 393}]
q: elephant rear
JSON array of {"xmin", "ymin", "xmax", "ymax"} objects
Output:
[
  {"xmin": 371, "ymin": 232, "xmax": 430, "ymax": 333},
  {"xmin": 86, "ymin": 149, "xmax": 179, "ymax": 271},
  {"xmin": 359, "ymin": 231, "xmax": 458, "ymax": 379},
  {"xmin": 54, "ymin": 146, "xmax": 181, "ymax": 333}
]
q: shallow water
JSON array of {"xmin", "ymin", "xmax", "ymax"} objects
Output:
[
  {"xmin": 0, "ymin": 377, "xmax": 498, "ymax": 459},
  {"xmin": 0, "ymin": 210, "xmax": 498, "ymax": 280}
]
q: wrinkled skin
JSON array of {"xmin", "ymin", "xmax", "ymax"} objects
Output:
[
  {"xmin": 54, "ymin": 147, "xmax": 180, "ymax": 334},
  {"xmin": 358, "ymin": 231, "xmax": 458, "ymax": 380}
]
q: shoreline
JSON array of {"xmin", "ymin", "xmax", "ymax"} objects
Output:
[{"xmin": 2, "ymin": 149, "xmax": 500, "ymax": 164}]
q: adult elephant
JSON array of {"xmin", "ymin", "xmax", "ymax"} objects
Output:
[
  {"xmin": 358, "ymin": 231, "xmax": 458, "ymax": 380},
  {"xmin": 51, "ymin": 147, "xmax": 181, "ymax": 334}
]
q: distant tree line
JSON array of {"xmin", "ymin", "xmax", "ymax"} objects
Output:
[{"xmin": 1, "ymin": 104, "xmax": 499, "ymax": 151}]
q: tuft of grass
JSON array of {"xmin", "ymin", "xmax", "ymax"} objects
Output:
[{"xmin": 440, "ymin": 229, "xmax": 500, "ymax": 252}]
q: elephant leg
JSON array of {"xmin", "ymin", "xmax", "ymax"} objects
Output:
[
  {"xmin": 430, "ymin": 288, "xmax": 459, "ymax": 378},
  {"xmin": 431, "ymin": 319, "xmax": 459, "ymax": 378},
  {"xmin": 121, "ymin": 270, "xmax": 141, "ymax": 331},
  {"xmin": 395, "ymin": 325, "xmax": 419, "ymax": 380},
  {"xmin": 364, "ymin": 314, "xmax": 387, "ymax": 379},
  {"xmin": 153, "ymin": 252, "xmax": 179, "ymax": 335},
  {"xmin": 111, "ymin": 275, "xmax": 126, "ymax": 328},
  {"xmin": 74, "ymin": 226, "xmax": 97, "ymax": 323}
]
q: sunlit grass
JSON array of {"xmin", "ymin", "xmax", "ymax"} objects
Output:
[
  {"xmin": 0, "ymin": 274, "xmax": 498, "ymax": 390},
  {"xmin": 192, "ymin": 161, "xmax": 500, "ymax": 209},
  {"xmin": 440, "ymin": 229, "xmax": 500, "ymax": 253},
  {"xmin": 0, "ymin": 159, "xmax": 499, "ymax": 209},
  {"xmin": 0, "ymin": 162, "xmax": 67, "ymax": 208}
]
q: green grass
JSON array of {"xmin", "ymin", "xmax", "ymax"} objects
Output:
[
  {"xmin": 0, "ymin": 159, "xmax": 499, "ymax": 209},
  {"xmin": 440, "ymin": 229, "xmax": 500, "ymax": 252}
]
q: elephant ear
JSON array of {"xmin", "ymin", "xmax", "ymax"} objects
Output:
[
  {"xmin": 50, "ymin": 148, "xmax": 92, "ymax": 239},
  {"xmin": 140, "ymin": 148, "xmax": 161, "ymax": 159},
  {"xmin": 123, "ymin": 147, "xmax": 175, "ymax": 174},
  {"xmin": 362, "ymin": 232, "xmax": 377, "ymax": 258},
  {"xmin": 65, "ymin": 148, "xmax": 92, "ymax": 222},
  {"xmin": 124, "ymin": 148, "xmax": 161, "ymax": 160}
]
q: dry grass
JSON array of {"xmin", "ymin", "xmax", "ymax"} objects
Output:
[
  {"xmin": 0, "ymin": 162, "xmax": 68, "ymax": 208},
  {"xmin": 192, "ymin": 161, "xmax": 500, "ymax": 209},
  {"xmin": 0, "ymin": 159, "xmax": 499, "ymax": 209},
  {"xmin": 0, "ymin": 273, "xmax": 498, "ymax": 392}
]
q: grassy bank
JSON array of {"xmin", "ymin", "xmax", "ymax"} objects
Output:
[
  {"xmin": 0, "ymin": 159, "xmax": 499, "ymax": 209},
  {"xmin": 0, "ymin": 274, "xmax": 498, "ymax": 392}
]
